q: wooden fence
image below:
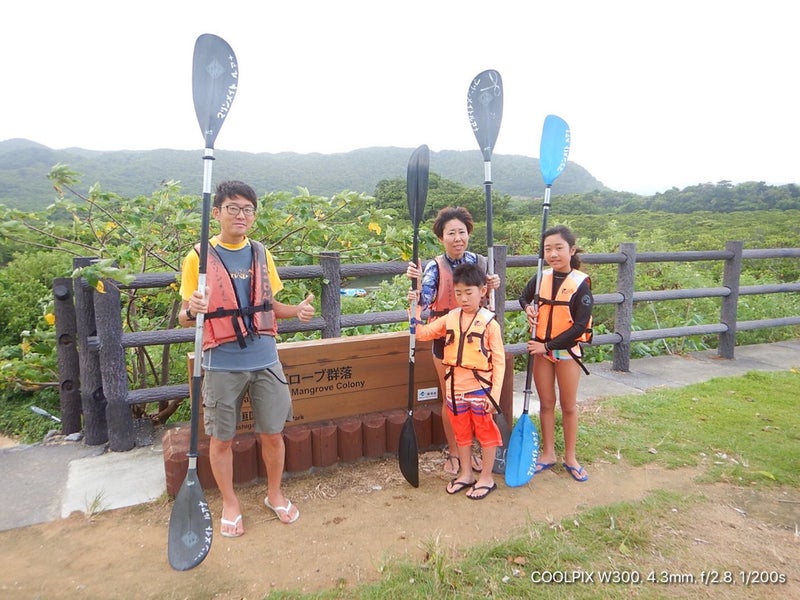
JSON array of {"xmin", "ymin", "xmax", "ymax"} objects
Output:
[{"xmin": 52, "ymin": 242, "xmax": 800, "ymax": 451}]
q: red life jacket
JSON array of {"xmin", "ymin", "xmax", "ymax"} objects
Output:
[
  {"xmin": 429, "ymin": 253, "xmax": 489, "ymax": 318},
  {"xmin": 199, "ymin": 240, "xmax": 276, "ymax": 350}
]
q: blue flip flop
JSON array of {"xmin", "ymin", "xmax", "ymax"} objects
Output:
[
  {"xmin": 563, "ymin": 463, "xmax": 589, "ymax": 482},
  {"xmin": 534, "ymin": 462, "xmax": 556, "ymax": 474}
]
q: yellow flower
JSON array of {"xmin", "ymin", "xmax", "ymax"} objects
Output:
[
  {"xmin": 44, "ymin": 313, "xmax": 56, "ymax": 326},
  {"xmin": 368, "ymin": 222, "xmax": 382, "ymax": 235},
  {"xmin": 95, "ymin": 280, "xmax": 106, "ymax": 294}
]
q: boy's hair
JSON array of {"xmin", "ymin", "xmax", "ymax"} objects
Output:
[
  {"xmin": 214, "ymin": 180, "xmax": 258, "ymax": 209},
  {"xmin": 452, "ymin": 262, "xmax": 487, "ymax": 287}
]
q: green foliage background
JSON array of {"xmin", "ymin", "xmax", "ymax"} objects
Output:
[{"xmin": 0, "ymin": 165, "xmax": 798, "ymax": 441}]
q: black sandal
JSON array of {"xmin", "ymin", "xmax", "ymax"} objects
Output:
[{"xmin": 446, "ymin": 478, "xmax": 476, "ymax": 495}]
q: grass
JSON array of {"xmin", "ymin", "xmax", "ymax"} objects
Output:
[
  {"xmin": 580, "ymin": 370, "xmax": 800, "ymax": 486},
  {"xmin": 262, "ymin": 369, "xmax": 800, "ymax": 599},
  {"xmin": 84, "ymin": 490, "xmax": 107, "ymax": 522}
]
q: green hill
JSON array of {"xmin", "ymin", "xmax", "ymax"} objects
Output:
[{"xmin": 0, "ymin": 139, "xmax": 606, "ymax": 210}]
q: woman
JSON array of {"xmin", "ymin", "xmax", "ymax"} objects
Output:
[
  {"xmin": 406, "ymin": 206, "xmax": 500, "ymax": 475},
  {"xmin": 519, "ymin": 225, "xmax": 593, "ymax": 482}
]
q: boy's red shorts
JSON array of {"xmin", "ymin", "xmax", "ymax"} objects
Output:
[{"xmin": 446, "ymin": 392, "xmax": 502, "ymax": 448}]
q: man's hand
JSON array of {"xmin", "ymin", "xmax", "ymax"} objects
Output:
[{"xmin": 296, "ymin": 294, "xmax": 315, "ymax": 322}]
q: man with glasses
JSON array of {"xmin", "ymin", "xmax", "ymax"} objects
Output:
[{"xmin": 179, "ymin": 180, "xmax": 315, "ymax": 538}]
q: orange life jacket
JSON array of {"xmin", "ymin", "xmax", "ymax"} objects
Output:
[
  {"xmin": 442, "ymin": 306, "xmax": 496, "ymax": 372},
  {"xmin": 429, "ymin": 253, "xmax": 489, "ymax": 318},
  {"xmin": 199, "ymin": 240, "xmax": 276, "ymax": 350},
  {"xmin": 441, "ymin": 307, "xmax": 502, "ymax": 411},
  {"xmin": 534, "ymin": 268, "xmax": 593, "ymax": 353}
]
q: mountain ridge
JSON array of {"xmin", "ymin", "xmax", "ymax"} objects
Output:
[{"xmin": 0, "ymin": 138, "xmax": 607, "ymax": 210}]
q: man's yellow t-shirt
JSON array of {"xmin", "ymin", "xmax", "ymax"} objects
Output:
[{"xmin": 180, "ymin": 236, "xmax": 283, "ymax": 300}]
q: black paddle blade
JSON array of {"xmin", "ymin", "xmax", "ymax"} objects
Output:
[
  {"xmin": 168, "ymin": 466, "xmax": 213, "ymax": 571},
  {"xmin": 467, "ymin": 70, "xmax": 503, "ymax": 161},
  {"xmin": 406, "ymin": 144, "xmax": 430, "ymax": 229},
  {"xmin": 192, "ymin": 34, "xmax": 239, "ymax": 149},
  {"xmin": 398, "ymin": 416, "xmax": 419, "ymax": 487}
]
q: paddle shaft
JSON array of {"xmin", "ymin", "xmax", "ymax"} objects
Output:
[
  {"xmin": 407, "ymin": 221, "xmax": 421, "ymax": 412},
  {"xmin": 169, "ymin": 34, "xmax": 240, "ymax": 571},
  {"xmin": 467, "ymin": 70, "xmax": 502, "ymax": 311},
  {"xmin": 189, "ymin": 151, "xmax": 215, "ymax": 462},
  {"xmin": 521, "ymin": 185, "xmax": 552, "ymax": 412},
  {"xmin": 507, "ymin": 116, "xmax": 567, "ymax": 487},
  {"xmin": 399, "ymin": 144, "xmax": 428, "ymax": 488},
  {"xmin": 483, "ymin": 162, "xmax": 495, "ymax": 311}
]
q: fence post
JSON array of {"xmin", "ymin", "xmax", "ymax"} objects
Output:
[
  {"xmin": 613, "ymin": 242, "xmax": 636, "ymax": 372},
  {"xmin": 52, "ymin": 278, "xmax": 82, "ymax": 435},
  {"xmin": 319, "ymin": 252, "xmax": 342, "ymax": 339},
  {"xmin": 718, "ymin": 240, "xmax": 743, "ymax": 359},
  {"xmin": 93, "ymin": 278, "xmax": 135, "ymax": 451},
  {"xmin": 73, "ymin": 258, "xmax": 108, "ymax": 445},
  {"xmin": 493, "ymin": 244, "xmax": 507, "ymax": 337}
]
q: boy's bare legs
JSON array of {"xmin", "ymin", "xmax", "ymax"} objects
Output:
[
  {"xmin": 467, "ymin": 444, "xmax": 496, "ymax": 499},
  {"xmin": 435, "ymin": 359, "xmax": 482, "ymax": 474},
  {"xmin": 445, "ymin": 434, "xmax": 476, "ymax": 493}
]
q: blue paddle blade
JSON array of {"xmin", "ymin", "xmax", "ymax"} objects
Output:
[
  {"xmin": 504, "ymin": 415, "xmax": 540, "ymax": 487},
  {"xmin": 539, "ymin": 115, "xmax": 571, "ymax": 186}
]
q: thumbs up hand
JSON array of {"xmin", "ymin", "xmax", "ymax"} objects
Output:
[{"xmin": 296, "ymin": 294, "xmax": 315, "ymax": 322}]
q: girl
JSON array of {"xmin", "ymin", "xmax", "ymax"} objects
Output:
[{"xmin": 519, "ymin": 225, "xmax": 593, "ymax": 482}]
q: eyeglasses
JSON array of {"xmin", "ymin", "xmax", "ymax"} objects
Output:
[{"xmin": 221, "ymin": 204, "xmax": 256, "ymax": 217}]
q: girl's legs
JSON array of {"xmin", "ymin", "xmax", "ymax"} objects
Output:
[
  {"xmin": 554, "ymin": 359, "xmax": 583, "ymax": 469},
  {"xmin": 532, "ymin": 355, "xmax": 558, "ymax": 468}
]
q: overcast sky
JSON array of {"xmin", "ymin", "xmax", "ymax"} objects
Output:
[{"xmin": 3, "ymin": 1, "xmax": 796, "ymax": 195}]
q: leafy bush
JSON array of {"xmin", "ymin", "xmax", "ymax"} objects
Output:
[{"xmin": 0, "ymin": 169, "xmax": 797, "ymax": 439}]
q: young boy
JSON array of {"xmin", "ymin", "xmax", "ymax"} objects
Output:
[{"xmin": 411, "ymin": 262, "xmax": 505, "ymax": 499}]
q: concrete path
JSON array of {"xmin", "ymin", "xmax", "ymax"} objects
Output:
[
  {"xmin": 512, "ymin": 339, "xmax": 799, "ymax": 416},
  {"xmin": 1, "ymin": 339, "xmax": 797, "ymax": 532}
]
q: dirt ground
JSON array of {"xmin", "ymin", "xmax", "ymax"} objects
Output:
[{"xmin": 0, "ymin": 438, "xmax": 798, "ymax": 599}]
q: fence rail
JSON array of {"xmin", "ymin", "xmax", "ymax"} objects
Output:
[{"xmin": 53, "ymin": 242, "xmax": 800, "ymax": 451}]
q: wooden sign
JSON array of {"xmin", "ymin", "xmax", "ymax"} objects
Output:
[{"xmin": 189, "ymin": 331, "xmax": 441, "ymax": 432}]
